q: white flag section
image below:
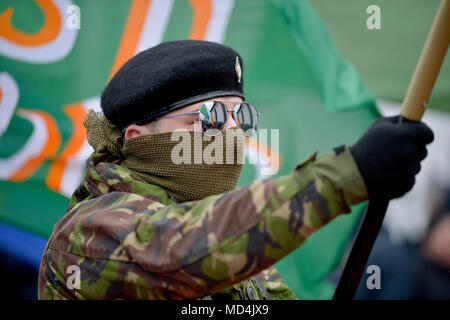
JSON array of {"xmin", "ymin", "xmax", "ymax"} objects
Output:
[
  {"xmin": 0, "ymin": 109, "xmax": 48, "ymax": 180},
  {"xmin": 136, "ymin": 0, "xmax": 175, "ymax": 53},
  {"xmin": 205, "ymin": 0, "xmax": 235, "ymax": 43},
  {"xmin": 0, "ymin": 72, "xmax": 19, "ymax": 137}
]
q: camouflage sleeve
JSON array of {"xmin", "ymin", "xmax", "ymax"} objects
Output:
[
  {"xmin": 39, "ymin": 147, "xmax": 368, "ymax": 299},
  {"xmin": 255, "ymin": 267, "xmax": 299, "ymax": 300}
]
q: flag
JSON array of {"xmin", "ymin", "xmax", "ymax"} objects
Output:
[
  {"xmin": 0, "ymin": 0, "xmax": 381, "ymax": 299},
  {"xmin": 310, "ymin": 0, "xmax": 450, "ymax": 113}
]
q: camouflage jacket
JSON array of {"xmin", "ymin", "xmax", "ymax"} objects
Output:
[{"xmin": 38, "ymin": 147, "xmax": 368, "ymax": 300}]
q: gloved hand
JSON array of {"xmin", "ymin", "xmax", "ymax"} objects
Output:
[{"xmin": 350, "ymin": 115, "xmax": 434, "ymax": 200}]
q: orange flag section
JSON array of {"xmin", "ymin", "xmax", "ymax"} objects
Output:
[
  {"xmin": 245, "ymin": 136, "xmax": 282, "ymax": 177},
  {"xmin": 107, "ymin": 0, "xmax": 218, "ymax": 81},
  {"xmin": 46, "ymin": 103, "xmax": 87, "ymax": 193},
  {"xmin": 9, "ymin": 109, "xmax": 61, "ymax": 182},
  {"xmin": 188, "ymin": 0, "xmax": 212, "ymax": 40},
  {"xmin": 0, "ymin": 0, "xmax": 61, "ymax": 46},
  {"xmin": 107, "ymin": 0, "xmax": 152, "ymax": 82}
]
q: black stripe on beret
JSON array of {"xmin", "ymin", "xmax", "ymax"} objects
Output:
[{"xmin": 101, "ymin": 40, "xmax": 245, "ymax": 131}]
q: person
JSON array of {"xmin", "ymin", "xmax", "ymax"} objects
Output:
[{"xmin": 38, "ymin": 40, "xmax": 433, "ymax": 300}]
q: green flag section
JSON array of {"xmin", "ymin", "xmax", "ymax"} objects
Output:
[
  {"xmin": 311, "ymin": 0, "xmax": 450, "ymax": 113},
  {"xmin": 0, "ymin": 0, "xmax": 379, "ymax": 299}
]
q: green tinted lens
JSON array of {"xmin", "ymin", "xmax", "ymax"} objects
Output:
[
  {"xmin": 199, "ymin": 102, "xmax": 228, "ymax": 136},
  {"xmin": 234, "ymin": 103, "xmax": 258, "ymax": 137}
]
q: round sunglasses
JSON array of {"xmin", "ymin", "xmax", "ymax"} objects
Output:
[{"xmin": 157, "ymin": 101, "xmax": 260, "ymax": 137}]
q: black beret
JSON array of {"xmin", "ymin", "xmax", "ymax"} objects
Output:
[{"xmin": 101, "ymin": 40, "xmax": 245, "ymax": 131}]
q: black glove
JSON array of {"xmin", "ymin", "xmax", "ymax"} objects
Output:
[{"xmin": 350, "ymin": 115, "xmax": 434, "ymax": 200}]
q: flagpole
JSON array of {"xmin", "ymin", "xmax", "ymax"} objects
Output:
[{"xmin": 334, "ymin": 0, "xmax": 450, "ymax": 300}]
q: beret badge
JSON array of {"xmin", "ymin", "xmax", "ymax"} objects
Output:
[{"xmin": 235, "ymin": 56, "xmax": 242, "ymax": 83}]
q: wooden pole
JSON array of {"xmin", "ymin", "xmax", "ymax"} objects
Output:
[{"xmin": 401, "ymin": 0, "xmax": 450, "ymax": 121}]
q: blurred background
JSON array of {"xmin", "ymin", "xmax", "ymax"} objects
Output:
[{"xmin": 0, "ymin": 0, "xmax": 448, "ymax": 300}]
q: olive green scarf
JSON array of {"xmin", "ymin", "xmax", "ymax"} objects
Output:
[{"xmin": 84, "ymin": 110, "xmax": 244, "ymax": 203}]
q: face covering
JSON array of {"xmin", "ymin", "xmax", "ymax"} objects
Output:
[
  {"xmin": 84, "ymin": 110, "xmax": 244, "ymax": 203},
  {"xmin": 121, "ymin": 129, "xmax": 244, "ymax": 203}
]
